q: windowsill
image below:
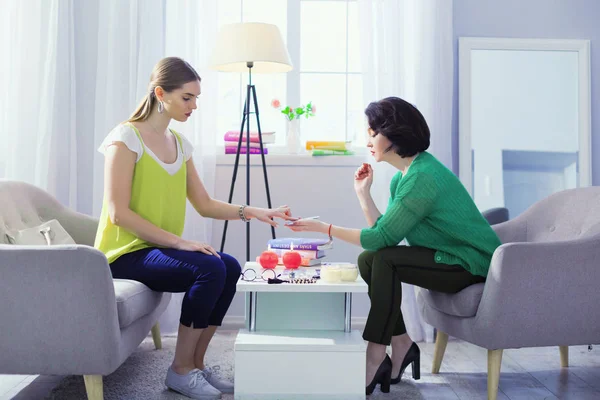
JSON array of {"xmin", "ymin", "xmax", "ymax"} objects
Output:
[{"xmin": 216, "ymin": 145, "xmax": 367, "ymax": 166}]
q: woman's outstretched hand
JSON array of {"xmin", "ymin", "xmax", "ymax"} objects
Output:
[
  {"xmin": 285, "ymin": 218, "xmax": 328, "ymax": 234},
  {"xmin": 354, "ymin": 163, "xmax": 373, "ymax": 194},
  {"xmin": 174, "ymin": 239, "xmax": 221, "ymax": 257},
  {"xmin": 246, "ymin": 205, "xmax": 297, "ymax": 227}
]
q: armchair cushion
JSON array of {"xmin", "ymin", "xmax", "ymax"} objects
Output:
[
  {"xmin": 420, "ymin": 282, "xmax": 484, "ymax": 317},
  {"xmin": 114, "ymin": 279, "xmax": 164, "ymax": 329}
]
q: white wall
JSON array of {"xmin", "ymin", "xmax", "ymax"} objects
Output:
[{"xmin": 206, "ymin": 154, "xmax": 371, "ymax": 324}]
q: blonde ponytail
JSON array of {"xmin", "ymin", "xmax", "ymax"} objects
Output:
[{"xmin": 128, "ymin": 93, "xmax": 156, "ymax": 123}]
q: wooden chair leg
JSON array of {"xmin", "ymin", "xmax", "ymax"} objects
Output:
[
  {"xmin": 83, "ymin": 375, "xmax": 103, "ymax": 400},
  {"xmin": 487, "ymin": 349, "xmax": 503, "ymax": 400},
  {"xmin": 151, "ymin": 322, "xmax": 162, "ymax": 350},
  {"xmin": 431, "ymin": 331, "xmax": 449, "ymax": 374},
  {"xmin": 559, "ymin": 345, "xmax": 568, "ymax": 367}
]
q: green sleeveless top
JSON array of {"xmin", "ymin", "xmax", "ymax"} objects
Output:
[{"xmin": 94, "ymin": 123, "xmax": 187, "ymax": 264}]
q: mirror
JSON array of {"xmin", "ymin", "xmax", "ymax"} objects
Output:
[{"xmin": 459, "ymin": 38, "xmax": 591, "ymax": 218}]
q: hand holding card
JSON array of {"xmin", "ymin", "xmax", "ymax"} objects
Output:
[
  {"xmin": 284, "ymin": 216, "xmax": 328, "ymax": 234},
  {"xmin": 284, "ymin": 216, "xmax": 319, "ymax": 226}
]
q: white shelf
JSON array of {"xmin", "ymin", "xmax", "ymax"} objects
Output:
[
  {"xmin": 235, "ymin": 329, "xmax": 366, "ymax": 352},
  {"xmin": 237, "ymin": 264, "xmax": 368, "ymax": 293},
  {"xmin": 216, "ymin": 152, "xmax": 365, "ymax": 167}
]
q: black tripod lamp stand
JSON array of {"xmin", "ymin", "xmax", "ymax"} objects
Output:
[{"xmin": 210, "ymin": 22, "xmax": 293, "ymax": 261}]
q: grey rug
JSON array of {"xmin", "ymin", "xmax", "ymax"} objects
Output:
[{"xmin": 47, "ymin": 331, "xmax": 424, "ymax": 399}]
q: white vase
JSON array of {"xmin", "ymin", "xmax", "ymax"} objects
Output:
[{"xmin": 286, "ymin": 119, "xmax": 302, "ymax": 154}]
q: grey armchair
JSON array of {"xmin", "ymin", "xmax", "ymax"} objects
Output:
[
  {"xmin": 418, "ymin": 187, "xmax": 600, "ymax": 400},
  {"xmin": 0, "ymin": 180, "xmax": 171, "ymax": 400}
]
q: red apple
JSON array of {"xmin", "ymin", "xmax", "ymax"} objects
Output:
[
  {"xmin": 282, "ymin": 251, "xmax": 302, "ymax": 269},
  {"xmin": 259, "ymin": 251, "xmax": 279, "ymax": 269}
]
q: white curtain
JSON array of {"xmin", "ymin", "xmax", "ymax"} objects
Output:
[
  {"xmin": 91, "ymin": 0, "xmax": 167, "ymax": 215},
  {"xmin": 358, "ymin": 0, "xmax": 454, "ymax": 342},
  {"xmin": 0, "ymin": 0, "xmax": 219, "ymax": 335},
  {"xmin": 0, "ymin": 0, "xmax": 78, "ymax": 208}
]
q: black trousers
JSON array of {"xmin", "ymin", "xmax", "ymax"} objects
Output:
[{"xmin": 358, "ymin": 246, "xmax": 485, "ymax": 345}]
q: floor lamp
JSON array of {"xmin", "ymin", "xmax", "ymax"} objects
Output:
[{"xmin": 210, "ymin": 22, "xmax": 293, "ymax": 261}]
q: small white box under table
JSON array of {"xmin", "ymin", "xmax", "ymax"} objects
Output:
[{"xmin": 234, "ymin": 263, "xmax": 368, "ymax": 399}]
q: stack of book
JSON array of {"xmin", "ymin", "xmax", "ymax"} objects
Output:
[
  {"xmin": 305, "ymin": 141, "xmax": 355, "ymax": 156},
  {"xmin": 224, "ymin": 131, "xmax": 275, "ymax": 154},
  {"xmin": 264, "ymin": 237, "xmax": 333, "ymax": 267}
]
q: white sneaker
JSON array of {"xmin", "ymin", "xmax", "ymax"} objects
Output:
[
  {"xmin": 202, "ymin": 365, "xmax": 234, "ymax": 394},
  {"xmin": 165, "ymin": 367, "xmax": 222, "ymax": 399}
]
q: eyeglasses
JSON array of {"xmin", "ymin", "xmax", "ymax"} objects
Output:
[
  {"xmin": 240, "ymin": 268, "xmax": 321, "ymax": 284},
  {"xmin": 240, "ymin": 268, "xmax": 278, "ymax": 282}
]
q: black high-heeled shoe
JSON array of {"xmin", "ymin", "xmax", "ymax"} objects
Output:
[
  {"xmin": 391, "ymin": 342, "xmax": 421, "ymax": 384},
  {"xmin": 366, "ymin": 354, "xmax": 392, "ymax": 395}
]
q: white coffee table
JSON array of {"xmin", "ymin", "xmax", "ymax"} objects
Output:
[{"xmin": 234, "ymin": 262, "xmax": 368, "ymax": 399}]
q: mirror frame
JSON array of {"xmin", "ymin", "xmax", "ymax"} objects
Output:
[{"xmin": 458, "ymin": 37, "xmax": 592, "ymax": 196}]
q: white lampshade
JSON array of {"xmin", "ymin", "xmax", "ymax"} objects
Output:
[{"xmin": 210, "ymin": 22, "xmax": 293, "ymax": 73}]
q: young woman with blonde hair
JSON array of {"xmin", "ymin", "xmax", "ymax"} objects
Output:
[{"xmin": 95, "ymin": 57, "xmax": 294, "ymax": 399}]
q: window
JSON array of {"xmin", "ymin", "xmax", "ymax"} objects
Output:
[{"xmin": 216, "ymin": 0, "xmax": 364, "ymax": 148}]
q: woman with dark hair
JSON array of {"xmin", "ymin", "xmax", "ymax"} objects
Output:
[
  {"xmin": 287, "ymin": 96, "xmax": 501, "ymax": 395},
  {"xmin": 95, "ymin": 57, "xmax": 295, "ymax": 399}
]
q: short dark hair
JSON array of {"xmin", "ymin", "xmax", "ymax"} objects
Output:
[{"xmin": 364, "ymin": 97, "xmax": 430, "ymax": 157}]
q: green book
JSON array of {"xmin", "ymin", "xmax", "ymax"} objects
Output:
[{"xmin": 311, "ymin": 149, "xmax": 355, "ymax": 156}]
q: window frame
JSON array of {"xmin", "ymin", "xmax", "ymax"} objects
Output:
[{"xmin": 217, "ymin": 0, "xmax": 364, "ymax": 150}]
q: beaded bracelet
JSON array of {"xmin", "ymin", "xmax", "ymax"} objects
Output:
[{"xmin": 239, "ymin": 205, "xmax": 249, "ymax": 222}]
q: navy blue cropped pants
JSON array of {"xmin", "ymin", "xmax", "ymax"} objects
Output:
[{"xmin": 110, "ymin": 248, "xmax": 242, "ymax": 329}]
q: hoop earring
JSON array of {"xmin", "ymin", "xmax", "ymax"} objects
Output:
[{"xmin": 157, "ymin": 101, "xmax": 164, "ymax": 114}]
